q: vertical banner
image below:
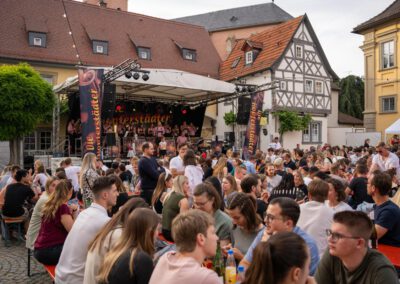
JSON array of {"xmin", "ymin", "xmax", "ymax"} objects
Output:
[
  {"xmin": 242, "ymin": 92, "xmax": 264, "ymax": 160},
  {"xmin": 78, "ymin": 68, "xmax": 104, "ymax": 158}
]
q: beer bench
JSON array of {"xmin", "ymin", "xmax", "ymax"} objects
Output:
[{"xmin": 377, "ymin": 244, "xmax": 400, "ymax": 269}]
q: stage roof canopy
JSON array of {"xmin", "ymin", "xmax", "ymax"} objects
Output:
[{"xmin": 54, "ymin": 68, "xmax": 236, "ymax": 105}]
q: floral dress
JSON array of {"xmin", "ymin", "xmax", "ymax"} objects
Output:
[{"xmin": 81, "ymin": 168, "xmax": 99, "ymax": 208}]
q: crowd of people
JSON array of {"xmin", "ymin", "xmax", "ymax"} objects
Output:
[{"xmin": 0, "ymin": 138, "xmax": 400, "ymax": 283}]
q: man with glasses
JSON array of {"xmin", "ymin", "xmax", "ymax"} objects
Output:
[
  {"xmin": 170, "ymin": 143, "xmax": 188, "ymax": 178},
  {"xmin": 240, "ymin": 197, "xmax": 319, "ymax": 275},
  {"xmin": 315, "ymin": 211, "xmax": 398, "ymax": 283},
  {"xmin": 369, "ymin": 142, "xmax": 400, "ymax": 180}
]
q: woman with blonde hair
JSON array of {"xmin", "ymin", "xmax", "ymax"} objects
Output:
[
  {"xmin": 213, "ymin": 157, "xmax": 228, "ymax": 181},
  {"xmin": 80, "ymin": 152, "xmax": 99, "ymax": 208},
  {"xmin": 34, "ymin": 180, "xmax": 77, "ymax": 265},
  {"xmin": 26, "ymin": 177, "xmax": 60, "ymax": 250},
  {"xmin": 161, "ymin": 175, "xmax": 190, "ymax": 241},
  {"xmin": 97, "ymin": 208, "xmax": 159, "ymax": 284},
  {"xmin": 84, "ymin": 198, "xmax": 149, "ymax": 284},
  {"xmin": 33, "ymin": 160, "xmax": 49, "ymax": 191}
]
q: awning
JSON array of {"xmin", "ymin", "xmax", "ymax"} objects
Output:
[
  {"xmin": 53, "ymin": 68, "xmax": 236, "ymax": 105},
  {"xmin": 385, "ymin": 118, "xmax": 400, "ymax": 135}
]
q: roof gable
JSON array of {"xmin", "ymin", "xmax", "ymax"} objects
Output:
[
  {"xmin": 220, "ymin": 15, "xmax": 338, "ymax": 82},
  {"xmin": 174, "ymin": 2, "xmax": 293, "ymax": 32},
  {"xmin": 220, "ymin": 16, "xmax": 303, "ymax": 81},
  {"xmin": 353, "ymin": 0, "xmax": 400, "ymax": 33}
]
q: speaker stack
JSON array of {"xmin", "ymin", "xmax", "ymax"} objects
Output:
[
  {"xmin": 101, "ymin": 83, "xmax": 117, "ymax": 120},
  {"xmin": 236, "ymin": 97, "xmax": 251, "ymax": 125}
]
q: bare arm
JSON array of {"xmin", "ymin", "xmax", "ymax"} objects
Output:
[
  {"xmin": 61, "ymin": 214, "xmax": 75, "ymax": 232},
  {"xmin": 375, "ymin": 224, "xmax": 388, "ymax": 240},
  {"xmin": 179, "ymin": 198, "xmax": 190, "ymax": 213}
]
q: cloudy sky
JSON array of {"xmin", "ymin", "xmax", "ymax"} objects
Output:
[{"xmin": 127, "ymin": 0, "xmax": 394, "ymax": 78}]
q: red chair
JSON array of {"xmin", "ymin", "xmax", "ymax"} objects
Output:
[
  {"xmin": 43, "ymin": 264, "xmax": 56, "ymax": 282},
  {"xmin": 377, "ymin": 244, "xmax": 400, "ymax": 269}
]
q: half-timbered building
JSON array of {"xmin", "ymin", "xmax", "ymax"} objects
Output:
[{"xmin": 217, "ymin": 15, "xmax": 340, "ymax": 150}]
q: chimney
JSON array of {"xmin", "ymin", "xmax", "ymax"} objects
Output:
[{"xmin": 82, "ymin": 0, "xmax": 128, "ymax": 11}]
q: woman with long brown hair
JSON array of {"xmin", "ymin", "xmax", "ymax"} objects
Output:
[
  {"xmin": 242, "ymin": 232, "xmax": 311, "ymax": 284},
  {"xmin": 151, "ymin": 172, "xmax": 173, "ymax": 214},
  {"xmin": 97, "ymin": 208, "xmax": 159, "ymax": 284},
  {"xmin": 84, "ymin": 198, "xmax": 148, "ymax": 284},
  {"xmin": 34, "ymin": 180, "xmax": 77, "ymax": 265},
  {"xmin": 213, "ymin": 157, "xmax": 228, "ymax": 181},
  {"xmin": 222, "ymin": 175, "xmax": 238, "ymax": 207}
]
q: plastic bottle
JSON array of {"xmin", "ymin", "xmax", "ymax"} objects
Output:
[
  {"xmin": 225, "ymin": 249, "xmax": 236, "ymax": 284},
  {"xmin": 236, "ymin": 265, "xmax": 245, "ymax": 283}
]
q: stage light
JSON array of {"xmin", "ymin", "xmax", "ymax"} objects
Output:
[
  {"xmin": 235, "ymin": 86, "xmax": 240, "ymax": 92},
  {"xmin": 133, "ymin": 72, "xmax": 140, "ymax": 80},
  {"xmin": 116, "ymin": 105, "xmax": 122, "ymax": 111},
  {"xmin": 142, "ymin": 74, "xmax": 149, "ymax": 81},
  {"xmin": 182, "ymin": 109, "xmax": 187, "ymax": 115},
  {"xmin": 125, "ymin": 71, "xmax": 132, "ymax": 79}
]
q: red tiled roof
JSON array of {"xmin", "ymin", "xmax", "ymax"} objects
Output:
[
  {"xmin": 353, "ymin": 0, "xmax": 400, "ymax": 34},
  {"xmin": 0, "ymin": 0, "xmax": 221, "ymax": 78},
  {"xmin": 220, "ymin": 16, "xmax": 303, "ymax": 81}
]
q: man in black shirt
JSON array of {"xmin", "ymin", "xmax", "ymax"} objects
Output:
[
  {"xmin": 1, "ymin": 169, "xmax": 38, "ymax": 231},
  {"xmin": 241, "ymin": 174, "xmax": 267, "ymax": 221},
  {"xmin": 283, "ymin": 153, "xmax": 297, "ymax": 171},
  {"xmin": 346, "ymin": 164, "xmax": 373, "ymax": 209},
  {"xmin": 138, "ymin": 142, "xmax": 165, "ymax": 204}
]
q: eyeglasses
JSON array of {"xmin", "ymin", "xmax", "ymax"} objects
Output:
[
  {"xmin": 264, "ymin": 213, "xmax": 284, "ymax": 222},
  {"xmin": 194, "ymin": 199, "xmax": 211, "ymax": 207},
  {"xmin": 326, "ymin": 229, "xmax": 360, "ymax": 242}
]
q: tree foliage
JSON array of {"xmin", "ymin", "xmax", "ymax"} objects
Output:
[
  {"xmin": 223, "ymin": 111, "xmax": 237, "ymax": 126},
  {"xmin": 339, "ymin": 75, "xmax": 364, "ymax": 119},
  {"xmin": 0, "ymin": 63, "xmax": 55, "ymax": 140},
  {"xmin": 275, "ymin": 110, "xmax": 312, "ymax": 136}
]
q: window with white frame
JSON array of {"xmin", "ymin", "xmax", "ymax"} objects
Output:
[
  {"xmin": 382, "ymin": 41, "xmax": 395, "ymax": 69},
  {"xmin": 280, "ymin": 81, "xmax": 287, "ymax": 91},
  {"xmin": 39, "ymin": 131, "xmax": 52, "ymax": 150},
  {"xmin": 182, "ymin": 49, "xmax": 196, "ymax": 61},
  {"xmin": 381, "ymin": 96, "xmax": 396, "ymax": 113},
  {"xmin": 296, "ymin": 45, "xmax": 303, "ymax": 58},
  {"xmin": 305, "ymin": 79, "xmax": 313, "ymax": 93},
  {"xmin": 137, "ymin": 47, "xmax": 151, "ymax": 60},
  {"xmin": 92, "ymin": 40, "xmax": 108, "ymax": 55},
  {"xmin": 24, "ymin": 133, "xmax": 36, "ymax": 150},
  {"xmin": 315, "ymin": 81, "xmax": 323, "ymax": 94},
  {"xmin": 28, "ymin": 32, "xmax": 47, "ymax": 48},
  {"xmin": 40, "ymin": 74, "xmax": 55, "ymax": 85},
  {"xmin": 303, "ymin": 121, "xmax": 321, "ymax": 143},
  {"xmin": 245, "ymin": 51, "xmax": 253, "ymax": 65}
]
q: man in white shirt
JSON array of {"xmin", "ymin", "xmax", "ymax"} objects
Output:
[
  {"xmin": 297, "ymin": 179, "xmax": 334, "ymax": 258},
  {"xmin": 55, "ymin": 176, "xmax": 119, "ymax": 284},
  {"xmin": 265, "ymin": 163, "xmax": 282, "ymax": 193},
  {"xmin": 370, "ymin": 142, "xmax": 400, "ymax": 180},
  {"xmin": 150, "ymin": 210, "xmax": 221, "ymax": 284},
  {"xmin": 169, "ymin": 143, "xmax": 188, "ymax": 177},
  {"xmin": 268, "ymin": 137, "xmax": 282, "ymax": 150},
  {"xmin": 63, "ymin": 158, "xmax": 81, "ymax": 193}
]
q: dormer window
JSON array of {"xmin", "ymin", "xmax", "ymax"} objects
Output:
[
  {"xmin": 231, "ymin": 57, "xmax": 241, "ymax": 68},
  {"xmin": 183, "ymin": 49, "xmax": 196, "ymax": 61},
  {"xmin": 137, "ymin": 47, "xmax": 151, "ymax": 60},
  {"xmin": 93, "ymin": 40, "xmax": 108, "ymax": 55},
  {"xmin": 245, "ymin": 51, "xmax": 253, "ymax": 65},
  {"xmin": 29, "ymin": 32, "xmax": 46, "ymax": 48}
]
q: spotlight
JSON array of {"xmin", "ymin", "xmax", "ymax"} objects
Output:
[
  {"xmin": 242, "ymin": 87, "xmax": 248, "ymax": 93},
  {"xmin": 125, "ymin": 71, "xmax": 132, "ymax": 79},
  {"xmin": 182, "ymin": 109, "xmax": 187, "ymax": 115},
  {"xmin": 248, "ymin": 86, "xmax": 255, "ymax": 92},
  {"xmin": 235, "ymin": 86, "xmax": 240, "ymax": 92},
  {"xmin": 133, "ymin": 72, "xmax": 140, "ymax": 80},
  {"xmin": 142, "ymin": 74, "xmax": 149, "ymax": 81}
]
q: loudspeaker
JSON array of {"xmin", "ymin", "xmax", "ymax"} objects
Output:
[
  {"xmin": 225, "ymin": 132, "xmax": 235, "ymax": 142},
  {"xmin": 106, "ymin": 133, "xmax": 116, "ymax": 146},
  {"xmin": 102, "ymin": 83, "xmax": 117, "ymax": 120},
  {"xmin": 237, "ymin": 97, "xmax": 251, "ymax": 125}
]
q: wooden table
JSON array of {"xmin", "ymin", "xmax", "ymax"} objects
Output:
[{"xmin": 377, "ymin": 244, "xmax": 400, "ymax": 268}]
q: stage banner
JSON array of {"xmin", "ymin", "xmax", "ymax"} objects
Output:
[
  {"xmin": 242, "ymin": 92, "xmax": 264, "ymax": 160},
  {"xmin": 78, "ymin": 68, "xmax": 104, "ymax": 158}
]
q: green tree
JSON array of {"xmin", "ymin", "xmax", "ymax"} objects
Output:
[
  {"xmin": 339, "ymin": 75, "xmax": 364, "ymax": 119},
  {"xmin": 275, "ymin": 110, "xmax": 312, "ymax": 137},
  {"xmin": 0, "ymin": 63, "xmax": 55, "ymax": 165}
]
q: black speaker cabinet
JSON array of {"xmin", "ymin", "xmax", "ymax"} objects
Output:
[
  {"xmin": 106, "ymin": 133, "xmax": 116, "ymax": 146},
  {"xmin": 102, "ymin": 83, "xmax": 117, "ymax": 120}
]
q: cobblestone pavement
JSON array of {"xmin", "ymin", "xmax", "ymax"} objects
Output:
[{"xmin": 0, "ymin": 238, "xmax": 52, "ymax": 284}]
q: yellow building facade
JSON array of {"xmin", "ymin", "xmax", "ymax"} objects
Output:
[{"xmin": 354, "ymin": 1, "xmax": 400, "ymax": 140}]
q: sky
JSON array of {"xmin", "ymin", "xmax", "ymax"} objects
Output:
[{"xmin": 127, "ymin": 0, "xmax": 394, "ymax": 78}]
